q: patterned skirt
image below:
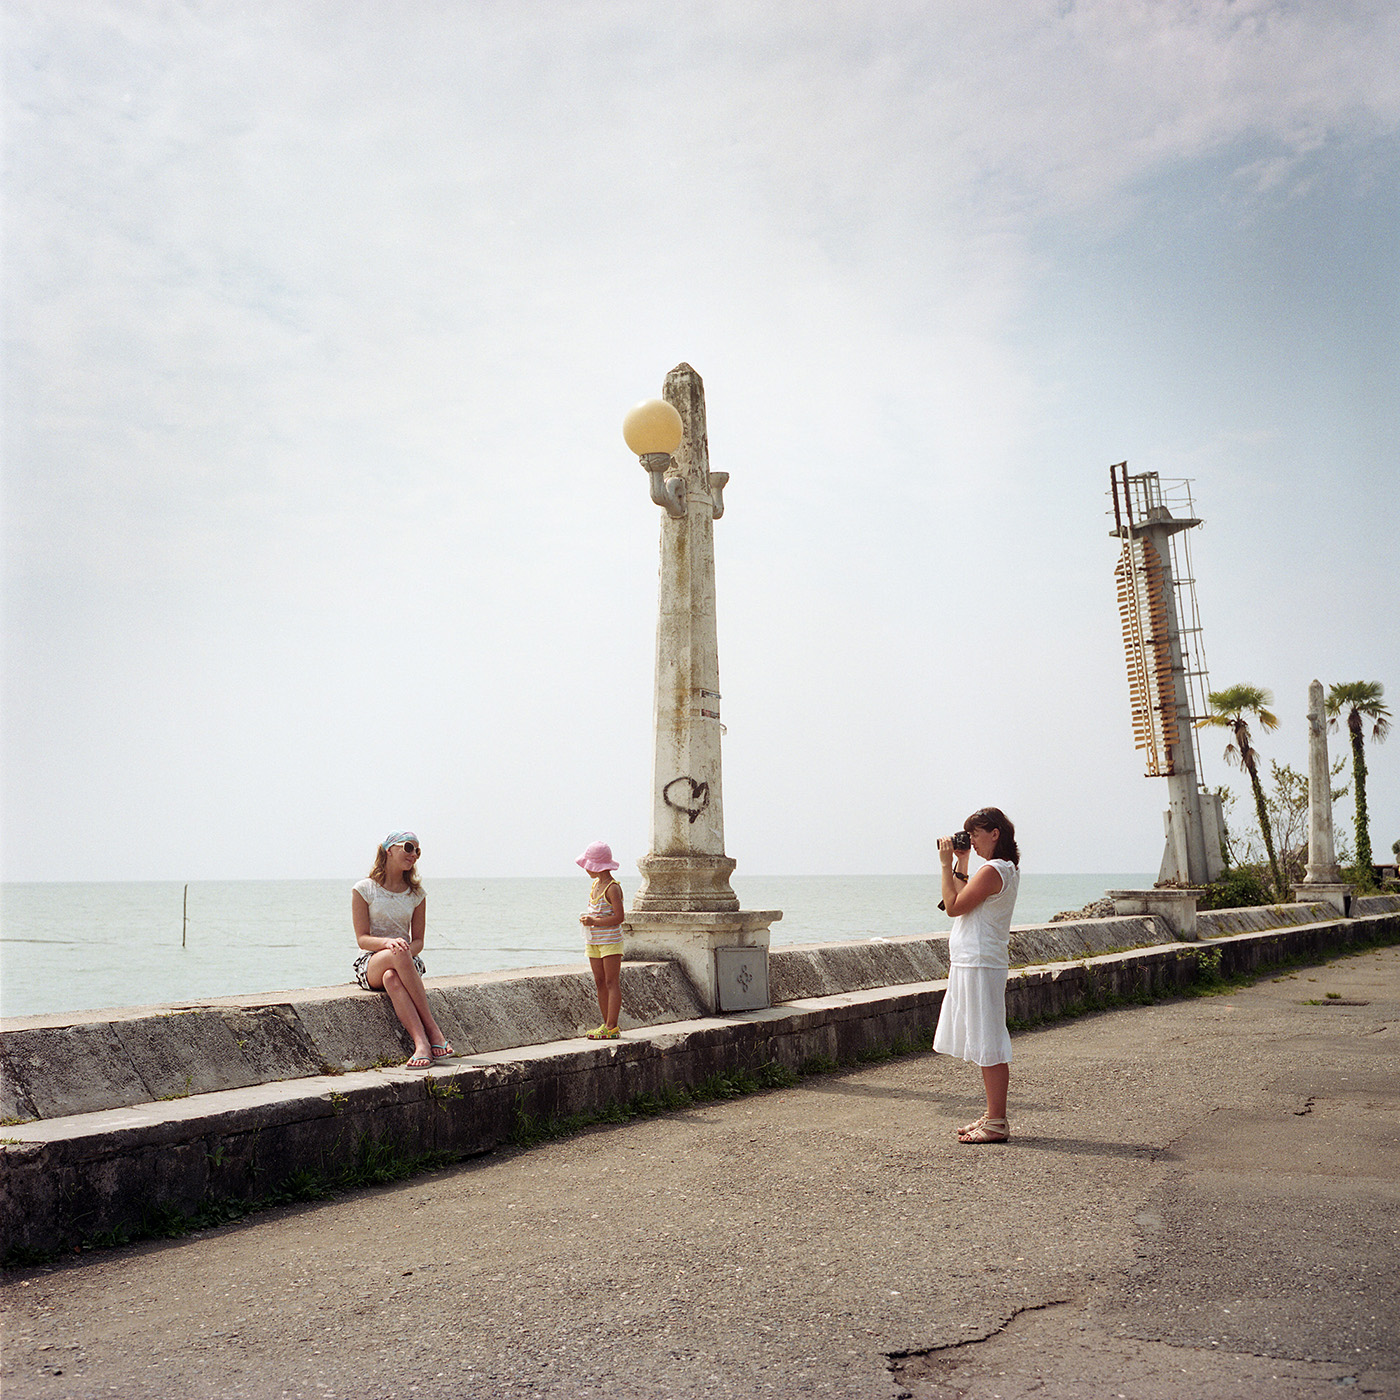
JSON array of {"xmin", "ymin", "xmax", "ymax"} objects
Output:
[{"xmin": 353, "ymin": 949, "xmax": 427, "ymax": 991}]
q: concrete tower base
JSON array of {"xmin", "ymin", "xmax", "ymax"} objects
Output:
[
  {"xmin": 632, "ymin": 853, "xmax": 739, "ymax": 913},
  {"xmin": 623, "ymin": 909, "xmax": 782, "ymax": 1014}
]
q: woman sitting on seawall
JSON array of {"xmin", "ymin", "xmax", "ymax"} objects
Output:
[
  {"xmin": 351, "ymin": 830, "xmax": 454, "ymax": 1070},
  {"xmin": 933, "ymin": 806, "xmax": 1021, "ymax": 1144}
]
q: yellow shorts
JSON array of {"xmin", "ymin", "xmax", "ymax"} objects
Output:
[{"xmin": 586, "ymin": 940, "xmax": 625, "ymax": 960}]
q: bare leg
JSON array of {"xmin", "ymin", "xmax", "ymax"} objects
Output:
[
  {"xmin": 957, "ymin": 1063, "xmax": 1011, "ymax": 1143},
  {"xmin": 600, "ymin": 953, "xmax": 622, "ymax": 1030},
  {"xmin": 379, "ymin": 967, "xmax": 431, "ymax": 1060},
  {"xmin": 392, "ymin": 957, "xmax": 447, "ymax": 1049},
  {"xmin": 367, "ymin": 946, "xmax": 448, "ymax": 1060},
  {"xmin": 589, "ymin": 956, "xmax": 609, "ymax": 1024},
  {"xmin": 587, "ymin": 954, "xmax": 623, "ymax": 1032},
  {"xmin": 981, "ymin": 1062, "xmax": 1009, "ymax": 1121}
]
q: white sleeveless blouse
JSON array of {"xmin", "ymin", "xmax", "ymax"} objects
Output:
[{"xmin": 946, "ymin": 859, "xmax": 1020, "ymax": 969}]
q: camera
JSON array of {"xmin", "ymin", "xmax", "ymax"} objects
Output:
[{"xmin": 951, "ymin": 831, "xmax": 972, "ymax": 851}]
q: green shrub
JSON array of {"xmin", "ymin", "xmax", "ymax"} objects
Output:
[
  {"xmin": 1192, "ymin": 946, "xmax": 1225, "ymax": 986},
  {"xmin": 1340, "ymin": 864, "xmax": 1379, "ymax": 893},
  {"xmin": 1197, "ymin": 865, "xmax": 1274, "ymax": 910}
]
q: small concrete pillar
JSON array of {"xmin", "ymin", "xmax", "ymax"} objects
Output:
[
  {"xmin": 625, "ymin": 364, "xmax": 780, "ymax": 1012},
  {"xmin": 1300, "ymin": 678, "xmax": 1349, "ymax": 914},
  {"xmin": 1108, "ymin": 888, "xmax": 1202, "ymax": 941}
]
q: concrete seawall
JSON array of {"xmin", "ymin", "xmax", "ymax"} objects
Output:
[
  {"xmin": 2, "ymin": 912, "xmax": 1189, "ymax": 1124},
  {"xmin": 3, "ymin": 897, "xmax": 1397, "ymax": 1259}
]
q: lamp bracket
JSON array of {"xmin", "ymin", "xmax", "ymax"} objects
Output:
[
  {"xmin": 641, "ymin": 455, "xmax": 686, "ymax": 518},
  {"xmin": 709, "ymin": 471, "xmax": 729, "ymax": 521}
]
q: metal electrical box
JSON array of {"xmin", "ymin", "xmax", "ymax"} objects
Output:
[{"xmin": 715, "ymin": 945, "xmax": 770, "ymax": 1012}]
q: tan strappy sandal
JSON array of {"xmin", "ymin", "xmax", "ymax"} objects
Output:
[{"xmin": 959, "ymin": 1117, "xmax": 1009, "ymax": 1144}]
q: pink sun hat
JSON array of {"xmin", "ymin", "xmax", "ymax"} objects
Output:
[{"xmin": 576, "ymin": 841, "xmax": 619, "ymax": 873}]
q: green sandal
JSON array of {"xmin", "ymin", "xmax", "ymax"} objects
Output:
[{"xmin": 586, "ymin": 1025, "xmax": 620, "ymax": 1040}]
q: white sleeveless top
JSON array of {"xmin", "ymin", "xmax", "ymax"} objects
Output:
[
  {"xmin": 947, "ymin": 859, "xmax": 1020, "ymax": 969},
  {"xmin": 353, "ymin": 878, "xmax": 425, "ymax": 940}
]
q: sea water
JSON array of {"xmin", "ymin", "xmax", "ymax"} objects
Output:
[{"xmin": 0, "ymin": 873, "xmax": 1151, "ymax": 1020}]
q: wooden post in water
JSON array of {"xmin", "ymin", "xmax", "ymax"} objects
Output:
[{"xmin": 182, "ymin": 884, "xmax": 188, "ymax": 948}]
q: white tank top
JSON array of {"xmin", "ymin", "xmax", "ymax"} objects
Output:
[{"xmin": 947, "ymin": 859, "xmax": 1020, "ymax": 969}]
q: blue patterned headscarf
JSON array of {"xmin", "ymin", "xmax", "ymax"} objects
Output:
[{"xmin": 381, "ymin": 830, "xmax": 419, "ymax": 851}]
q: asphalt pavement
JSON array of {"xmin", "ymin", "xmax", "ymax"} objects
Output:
[{"xmin": 3, "ymin": 944, "xmax": 1398, "ymax": 1399}]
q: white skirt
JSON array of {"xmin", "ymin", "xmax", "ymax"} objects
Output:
[{"xmin": 933, "ymin": 965, "xmax": 1012, "ymax": 1067}]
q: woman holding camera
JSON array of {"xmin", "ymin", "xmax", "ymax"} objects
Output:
[{"xmin": 933, "ymin": 807, "xmax": 1021, "ymax": 1144}]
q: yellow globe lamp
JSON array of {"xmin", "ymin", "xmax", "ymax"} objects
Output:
[{"xmin": 622, "ymin": 399, "xmax": 684, "ymax": 457}]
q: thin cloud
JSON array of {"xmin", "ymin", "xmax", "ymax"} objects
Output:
[{"xmin": 3, "ymin": 0, "xmax": 1396, "ymax": 879}]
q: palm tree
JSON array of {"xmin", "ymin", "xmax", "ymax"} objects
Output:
[
  {"xmin": 1197, "ymin": 684, "xmax": 1285, "ymax": 899},
  {"xmin": 1326, "ymin": 681, "xmax": 1392, "ymax": 885}
]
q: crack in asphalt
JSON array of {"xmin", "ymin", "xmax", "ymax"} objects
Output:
[{"xmin": 885, "ymin": 1295, "xmax": 1077, "ymax": 1362}]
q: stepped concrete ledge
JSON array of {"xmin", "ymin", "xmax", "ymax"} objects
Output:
[
  {"xmin": 0, "ymin": 910, "xmax": 1271, "ymax": 1122},
  {"xmin": 5, "ymin": 900, "xmax": 1396, "ymax": 1126},
  {"xmin": 0, "ymin": 960, "xmax": 708, "ymax": 1123},
  {"xmin": 3, "ymin": 900, "xmax": 1397, "ymax": 1259}
]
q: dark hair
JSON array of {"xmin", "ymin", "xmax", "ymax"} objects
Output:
[{"xmin": 965, "ymin": 807, "xmax": 1019, "ymax": 867}]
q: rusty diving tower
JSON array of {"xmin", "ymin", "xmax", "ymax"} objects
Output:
[{"xmin": 1110, "ymin": 463, "xmax": 1225, "ymax": 886}]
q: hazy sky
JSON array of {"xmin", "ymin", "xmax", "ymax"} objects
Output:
[{"xmin": 4, "ymin": 0, "xmax": 1397, "ymax": 884}]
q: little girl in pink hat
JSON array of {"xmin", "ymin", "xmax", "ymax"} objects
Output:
[{"xmin": 577, "ymin": 841, "xmax": 625, "ymax": 1039}]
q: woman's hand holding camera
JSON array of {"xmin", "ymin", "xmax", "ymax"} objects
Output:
[
  {"xmin": 937, "ymin": 834, "xmax": 971, "ymax": 912},
  {"xmin": 938, "ymin": 834, "xmax": 972, "ymax": 891},
  {"xmin": 938, "ymin": 832, "xmax": 970, "ymax": 861}
]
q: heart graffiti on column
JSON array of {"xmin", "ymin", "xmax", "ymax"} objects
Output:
[{"xmin": 663, "ymin": 776, "xmax": 710, "ymax": 824}]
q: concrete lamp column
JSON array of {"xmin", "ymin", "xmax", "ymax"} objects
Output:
[
  {"xmin": 1300, "ymin": 678, "xmax": 1349, "ymax": 915},
  {"xmin": 620, "ymin": 364, "xmax": 781, "ymax": 1013}
]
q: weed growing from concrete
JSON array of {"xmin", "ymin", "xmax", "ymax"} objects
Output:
[
  {"xmin": 3, "ymin": 1131, "xmax": 462, "ymax": 1266},
  {"xmin": 507, "ymin": 1062, "xmax": 800, "ymax": 1149},
  {"xmin": 1008, "ymin": 986, "xmax": 1152, "ymax": 1033},
  {"xmin": 693, "ymin": 1062, "xmax": 797, "ymax": 1099},
  {"xmin": 855, "ymin": 1032, "xmax": 924, "ymax": 1064},
  {"xmin": 1192, "ymin": 947, "xmax": 1225, "ymax": 985},
  {"xmin": 506, "ymin": 1039, "xmax": 960, "ymax": 1154}
]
